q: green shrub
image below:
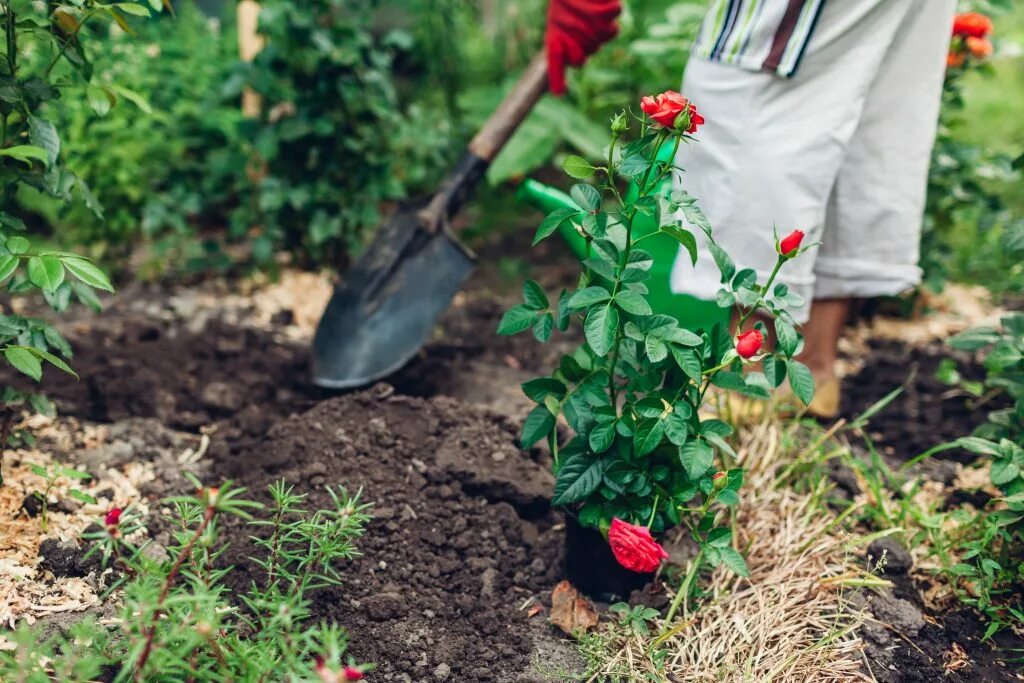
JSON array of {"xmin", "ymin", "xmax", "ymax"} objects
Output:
[{"xmin": 231, "ymin": 0, "xmax": 409, "ymax": 265}]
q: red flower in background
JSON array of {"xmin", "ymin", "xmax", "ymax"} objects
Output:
[
  {"xmin": 952, "ymin": 12, "xmax": 993, "ymax": 39},
  {"xmin": 342, "ymin": 667, "xmax": 364, "ymax": 682},
  {"xmin": 641, "ymin": 91, "xmax": 704, "ymax": 133},
  {"xmin": 966, "ymin": 36, "xmax": 993, "ymax": 59},
  {"xmin": 608, "ymin": 518, "xmax": 668, "ymax": 573},
  {"xmin": 735, "ymin": 330, "xmax": 764, "ymax": 359},
  {"xmin": 779, "ymin": 229, "xmax": 804, "ymax": 257}
]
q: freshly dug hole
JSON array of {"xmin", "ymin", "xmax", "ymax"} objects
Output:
[{"xmin": 213, "ymin": 388, "xmax": 579, "ymax": 682}]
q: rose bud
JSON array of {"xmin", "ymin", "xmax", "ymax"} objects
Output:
[
  {"xmin": 342, "ymin": 666, "xmax": 364, "ymax": 682},
  {"xmin": 104, "ymin": 507, "xmax": 122, "ymax": 527},
  {"xmin": 640, "ymin": 91, "xmax": 704, "ymax": 133},
  {"xmin": 779, "ymin": 229, "xmax": 804, "ymax": 257},
  {"xmin": 966, "ymin": 36, "xmax": 993, "ymax": 59},
  {"xmin": 952, "ymin": 12, "xmax": 993, "ymax": 39},
  {"xmin": 735, "ymin": 329, "xmax": 764, "ymax": 359},
  {"xmin": 947, "ymin": 52, "xmax": 966, "ymax": 69},
  {"xmin": 608, "ymin": 518, "xmax": 669, "ymax": 573},
  {"xmin": 712, "ymin": 471, "xmax": 728, "ymax": 489}
]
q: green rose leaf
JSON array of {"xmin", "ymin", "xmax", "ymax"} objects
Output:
[
  {"xmin": 589, "ymin": 421, "xmax": 617, "ymax": 453},
  {"xmin": 570, "ymin": 183, "xmax": 602, "ymax": 213},
  {"xmin": 775, "ymin": 319, "xmax": 799, "ymax": 357},
  {"xmin": 645, "ymin": 336, "xmax": 668, "ymax": 363},
  {"xmin": 679, "ymin": 439, "xmax": 713, "ymax": 480},
  {"xmin": 28, "ymin": 116, "xmax": 60, "ymax": 167},
  {"xmin": 533, "ymin": 312, "xmax": 554, "ymax": 342},
  {"xmin": 497, "ymin": 305, "xmax": 538, "ymax": 335},
  {"xmin": 552, "ymin": 455, "xmax": 603, "ymax": 505},
  {"xmin": 521, "ymin": 405, "xmax": 556, "ymax": 447},
  {"xmin": 569, "ymin": 286, "xmax": 612, "ymax": 309},
  {"xmin": 521, "ymin": 377, "xmax": 567, "ymax": 402},
  {"xmin": 6, "ymin": 236, "xmax": 30, "ymax": 255},
  {"xmin": 633, "ymin": 418, "xmax": 666, "ymax": 457},
  {"xmin": 523, "ymin": 280, "xmax": 548, "ymax": 310},
  {"xmin": 718, "ymin": 546, "xmax": 749, "ymax": 577},
  {"xmin": 661, "ymin": 224, "xmax": 698, "ymax": 266},
  {"xmin": 0, "ymin": 254, "xmax": 18, "ymax": 282},
  {"xmin": 562, "ymin": 154, "xmax": 597, "ymax": 179},
  {"xmin": 991, "ymin": 458, "xmax": 1020, "ymax": 486},
  {"xmin": 585, "ymin": 303, "xmax": 618, "ymax": 357},
  {"xmin": 708, "ymin": 241, "xmax": 735, "ymax": 283},
  {"xmin": 787, "ymin": 360, "xmax": 815, "ymax": 405},
  {"xmin": 615, "ymin": 290, "xmax": 653, "ymax": 316},
  {"xmin": 534, "ymin": 207, "xmax": 580, "ymax": 246}
]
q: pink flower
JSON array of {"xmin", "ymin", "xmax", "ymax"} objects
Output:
[{"xmin": 608, "ymin": 518, "xmax": 668, "ymax": 573}]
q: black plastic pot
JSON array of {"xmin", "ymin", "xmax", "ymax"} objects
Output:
[{"xmin": 563, "ymin": 515, "xmax": 654, "ymax": 601}]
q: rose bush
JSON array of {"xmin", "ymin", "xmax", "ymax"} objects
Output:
[{"xmin": 500, "ymin": 90, "xmax": 813, "ymax": 610}]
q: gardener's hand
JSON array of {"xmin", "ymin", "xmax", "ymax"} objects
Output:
[{"xmin": 546, "ymin": 0, "xmax": 621, "ymax": 95}]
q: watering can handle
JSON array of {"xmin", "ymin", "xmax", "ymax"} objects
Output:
[{"xmin": 419, "ymin": 50, "xmax": 549, "ymax": 233}]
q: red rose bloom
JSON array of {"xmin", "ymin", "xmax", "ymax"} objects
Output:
[
  {"xmin": 779, "ymin": 229, "xmax": 804, "ymax": 257},
  {"xmin": 608, "ymin": 518, "xmax": 668, "ymax": 573},
  {"xmin": 735, "ymin": 330, "xmax": 763, "ymax": 359},
  {"xmin": 952, "ymin": 12, "xmax": 992, "ymax": 39},
  {"xmin": 104, "ymin": 507, "xmax": 122, "ymax": 527},
  {"xmin": 640, "ymin": 91, "xmax": 704, "ymax": 133},
  {"xmin": 966, "ymin": 36, "xmax": 993, "ymax": 59}
]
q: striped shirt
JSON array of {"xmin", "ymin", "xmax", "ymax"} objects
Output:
[{"xmin": 693, "ymin": 0, "xmax": 827, "ymax": 77}]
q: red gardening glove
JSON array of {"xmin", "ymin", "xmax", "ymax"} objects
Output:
[{"xmin": 546, "ymin": 0, "xmax": 621, "ymax": 95}]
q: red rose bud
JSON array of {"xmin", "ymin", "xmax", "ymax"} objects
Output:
[
  {"xmin": 343, "ymin": 666, "xmax": 364, "ymax": 682},
  {"xmin": 947, "ymin": 51, "xmax": 966, "ymax": 69},
  {"xmin": 952, "ymin": 12, "xmax": 993, "ymax": 39},
  {"xmin": 105, "ymin": 507, "xmax": 122, "ymax": 527},
  {"xmin": 712, "ymin": 471, "xmax": 728, "ymax": 489},
  {"xmin": 779, "ymin": 229, "xmax": 804, "ymax": 257},
  {"xmin": 735, "ymin": 330, "xmax": 763, "ymax": 359},
  {"xmin": 608, "ymin": 518, "xmax": 668, "ymax": 573},
  {"xmin": 640, "ymin": 91, "xmax": 704, "ymax": 133}
]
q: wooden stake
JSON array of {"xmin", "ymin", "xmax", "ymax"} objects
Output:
[{"xmin": 237, "ymin": 0, "xmax": 264, "ymax": 118}]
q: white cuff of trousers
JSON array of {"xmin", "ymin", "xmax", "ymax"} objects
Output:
[{"xmin": 813, "ymin": 256, "xmax": 922, "ymax": 300}]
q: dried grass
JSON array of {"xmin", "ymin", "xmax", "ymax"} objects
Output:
[{"xmin": 586, "ymin": 418, "xmax": 878, "ymax": 682}]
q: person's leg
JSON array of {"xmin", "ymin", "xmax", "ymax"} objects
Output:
[
  {"xmin": 670, "ymin": 0, "xmax": 915, "ymax": 328},
  {"xmin": 813, "ymin": 0, "xmax": 955, "ymax": 324},
  {"xmin": 798, "ymin": 298, "xmax": 850, "ymax": 379}
]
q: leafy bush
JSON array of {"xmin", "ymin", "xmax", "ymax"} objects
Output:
[
  {"xmin": 230, "ymin": 0, "xmax": 412, "ymax": 265},
  {"xmin": 0, "ymin": 478, "xmax": 372, "ymax": 681},
  {"xmin": 0, "ymin": 0, "xmax": 126, "ymax": 458},
  {"xmin": 499, "ymin": 95, "xmax": 811, "ymax": 615},
  {"xmin": 932, "ymin": 315, "xmax": 1024, "ymax": 635},
  {"xmin": 37, "ymin": 2, "xmax": 245, "ymax": 266}
]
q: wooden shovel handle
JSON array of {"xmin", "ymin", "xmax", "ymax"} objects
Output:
[
  {"xmin": 468, "ymin": 50, "xmax": 549, "ymax": 162},
  {"xmin": 420, "ymin": 50, "xmax": 548, "ymax": 232}
]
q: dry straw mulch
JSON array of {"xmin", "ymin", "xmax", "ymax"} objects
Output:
[{"xmin": 587, "ymin": 418, "xmax": 878, "ymax": 682}]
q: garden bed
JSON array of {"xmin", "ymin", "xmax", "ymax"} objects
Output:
[{"xmin": 3, "ymin": 234, "xmax": 1023, "ymax": 680}]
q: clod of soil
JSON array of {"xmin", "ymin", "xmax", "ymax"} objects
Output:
[{"xmin": 214, "ymin": 388, "xmax": 577, "ymax": 683}]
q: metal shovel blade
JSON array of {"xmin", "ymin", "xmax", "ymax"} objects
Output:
[{"xmin": 311, "ymin": 208, "xmax": 474, "ymax": 389}]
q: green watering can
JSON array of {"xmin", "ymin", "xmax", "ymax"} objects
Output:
[{"xmin": 516, "ymin": 149, "xmax": 729, "ymax": 332}]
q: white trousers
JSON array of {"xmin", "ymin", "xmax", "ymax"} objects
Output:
[{"xmin": 670, "ymin": 0, "xmax": 956, "ymax": 323}]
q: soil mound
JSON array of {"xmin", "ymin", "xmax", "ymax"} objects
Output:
[{"xmin": 214, "ymin": 389, "xmax": 569, "ymax": 682}]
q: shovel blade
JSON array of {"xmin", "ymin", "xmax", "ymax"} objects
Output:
[{"xmin": 312, "ymin": 209, "xmax": 474, "ymax": 389}]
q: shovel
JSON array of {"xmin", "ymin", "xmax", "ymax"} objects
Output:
[{"xmin": 312, "ymin": 51, "xmax": 549, "ymax": 389}]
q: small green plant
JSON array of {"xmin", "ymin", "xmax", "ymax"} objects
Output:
[
  {"xmin": 1, "ymin": 476, "xmax": 372, "ymax": 681},
  {"xmin": 609, "ymin": 602, "xmax": 660, "ymax": 637},
  {"xmin": 26, "ymin": 461, "xmax": 95, "ymax": 530},
  {"xmin": 929, "ymin": 313, "xmax": 1024, "ymax": 637},
  {"xmin": 499, "ymin": 91, "xmax": 812, "ymax": 617}
]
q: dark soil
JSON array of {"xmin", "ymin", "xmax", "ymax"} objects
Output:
[{"xmin": 840, "ymin": 339, "xmax": 998, "ymax": 462}]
